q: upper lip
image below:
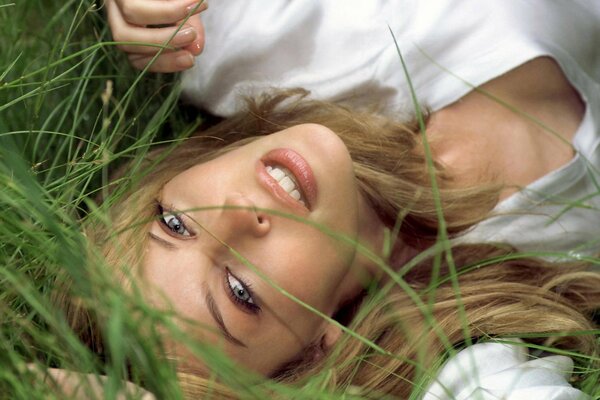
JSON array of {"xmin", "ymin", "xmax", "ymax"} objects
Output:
[{"xmin": 256, "ymin": 148, "xmax": 318, "ymax": 212}]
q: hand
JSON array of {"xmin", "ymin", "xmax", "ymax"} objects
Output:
[
  {"xmin": 30, "ymin": 365, "xmax": 156, "ymax": 400},
  {"xmin": 106, "ymin": 0, "xmax": 208, "ymax": 73}
]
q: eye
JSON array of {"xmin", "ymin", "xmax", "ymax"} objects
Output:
[
  {"xmin": 157, "ymin": 203, "xmax": 193, "ymax": 237},
  {"xmin": 226, "ymin": 268, "xmax": 260, "ymax": 314}
]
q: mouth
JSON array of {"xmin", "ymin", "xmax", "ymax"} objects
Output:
[{"xmin": 257, "ymin": 148, "xmax": 318, "ymax": 212}]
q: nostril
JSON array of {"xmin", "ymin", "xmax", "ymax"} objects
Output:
[{"xmin": 253, "ymin": 211, "xmax": 270, "ymax": 236}]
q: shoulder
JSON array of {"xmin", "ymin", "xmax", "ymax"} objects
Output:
[{"xmin": 423, "ymin": 340, "xmax": 588, "ymax": 400}]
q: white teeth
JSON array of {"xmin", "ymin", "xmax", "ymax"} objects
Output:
[
  {"xmin": 279, "ymin": 176, "xmax": 295, "ymax": 192},
  {"xmin": 266, "ymin": 164, "xmax": 306, "ymax": 205},
  {"xmin": 268, "ymin": 167, "xmax": 286, "ymax": 181}
]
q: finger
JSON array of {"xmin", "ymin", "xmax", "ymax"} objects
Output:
[
  {"xmin": 181, "ymin": 15, "xmax": 205, "ymax": 56},
  {"xmin": 115, "ymin": 0, "xmax": 208, "ymax": 26},
  {"xmin": 109, "ymin": 1, "xmax": 199, "ymax": 55},
  {"xmin": 128, "ymin": 50, "xmax": 195, "ymax": 73}
]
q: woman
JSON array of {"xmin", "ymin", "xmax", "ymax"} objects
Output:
[
  {"xmin": 107, "ymin": 0, "xmax": 600, "ymax": 255},
  {"xmin": 53, "ymin": 92, "xmax": 600, "ymax": 398},
  {"xmin": 74, "ymin": 0, "xmax": 599, "ymax": 397}
]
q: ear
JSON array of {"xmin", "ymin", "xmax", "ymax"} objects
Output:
[
  {"xmin": 322, "ymin": 322, "xmax": 343, "ymax": 351},
  {"xmin": 307, "ymin": 323, "xmax": 343, "ymax": 363}
]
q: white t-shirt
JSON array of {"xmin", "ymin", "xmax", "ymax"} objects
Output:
[
  {"xmin": 182, "ymin": 0, "xmax": 600, "ymax": 256},
  {"xmin": 423, "ymin": 340, "xmax": 588, "ymax": 400},
  {"xmin": 181, "ymin": 4, "xmax": 597, "ymax": 396}
]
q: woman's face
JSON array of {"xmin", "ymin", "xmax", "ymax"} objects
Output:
[{"xmin": 142, "ymin": 124, "xmax": 385, "ymax": 376}]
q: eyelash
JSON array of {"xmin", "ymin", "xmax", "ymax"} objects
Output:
[
  {"xmin": 156, "ymin": 202, "xmax": 194, "ymax": 237},
  {"xmin": 225, "ymin": 267, "xmax": 260, "ymax": 314}
]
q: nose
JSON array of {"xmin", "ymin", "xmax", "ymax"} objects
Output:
[{"xmin": 208, "ymin": 193, "xmax": 271, "ymax": 243}]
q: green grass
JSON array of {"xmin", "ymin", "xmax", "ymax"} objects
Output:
[
  {"xmin": 0, "ymin": 1, "xmax": 200, "ymax": 398},
  {"xmin": 1, "ymin": 1, "xmax": 599, "ymax": 399}
]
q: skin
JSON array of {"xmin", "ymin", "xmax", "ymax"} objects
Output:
[
  {"xmin": 105, "ymin": 1, "xmax": 585, "ymax": 198},
  {"xmin": 107, "ymin": 2, "xmax": 586, "ymax": 374},
  {"xmin": 142, "ymin": 123, "xmax": 385, "ymax": 376},
  {"xmin": 106, "ymin": 0, "xmax": 207, "ymax": 72},
  {"xmin": 31, "ymin": 367, "xmax": 155, "ymax": 400},
  {"xmin": 427, "ymin": 57, "xmax": 584, "ymax": 200}
]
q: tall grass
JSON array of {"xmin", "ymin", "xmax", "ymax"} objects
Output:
[
  {"xmin": 0, "ymin": 1, "xmax": 200, "ymax": 398},
  {"xmin": 1, "ymin": 1, "xmax": 599, "ymax": 399}
]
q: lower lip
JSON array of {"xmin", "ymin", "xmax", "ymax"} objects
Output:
[{"xmin": 256, "ymin": 148, "xmax": 318, "ymax": 211}]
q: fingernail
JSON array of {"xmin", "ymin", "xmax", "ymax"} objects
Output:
[
  {"xmin": 175, "ymin": 53, "xmax": 194, "ymax": 69},
  {"xmin": 188, "ymin": 41, "xmax": 203, "ymax": 55},
  {"xmin": 187, "ymin": 2, "xmax": 208, "ymax": 13},
  {"xmin": 173, "ymin": 27, "xmax": 197, "ymax": 45}
]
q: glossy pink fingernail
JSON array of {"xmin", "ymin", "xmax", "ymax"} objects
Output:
[
  {"xmin": 173, "ymin": 27, "xmax": 197, "ymax": 46},
  {"xmin": 188, "ymin": 41, "xmax": 203, "ymax": 55}
]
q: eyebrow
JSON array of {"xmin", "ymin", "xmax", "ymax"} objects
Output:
[{"xmin": 205, "ymin": 287, "xmax": 247, "ymax": 348}]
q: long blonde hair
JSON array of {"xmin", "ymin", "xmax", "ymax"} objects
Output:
[
  {"xmin": 59, "ymin": 91, "xmax": 599, "ymax": 398},
  {"xmin": 284, "ymin": 245, "xmax": 600, "ymax": 398},
  {"xmin": 177, "ymin": 244, "xmax": 600, "ymax": 398}
]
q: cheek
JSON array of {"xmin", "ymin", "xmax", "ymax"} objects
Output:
[
  {"xmin": 257, "ymin": 230, "xmax": 354, "ymax": 311},
  {"xmin": 141, "ymin": 247, "xmax": 228, "ymax": 356},
  {"xmin": 142, "ymin": 244, "xmax": 204, "ymax": 318}
]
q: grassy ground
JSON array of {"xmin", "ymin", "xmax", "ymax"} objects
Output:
[
  {"xmin": 1, "ymin": 1, "xmax": 599, "ymax": 399},
  {"xmin": 0, "ymin": 1, "xmax": 200, "ymax": 398}
]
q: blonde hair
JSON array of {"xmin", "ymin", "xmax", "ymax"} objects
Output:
[
  {"xmin": 286, "ymin": 245, "xmax": 600, "ymax": 398},
  {"xmin": 110, "ymin": 89, "xmax": 498, "ymax": 248},
  {"xmin": 179, "ymin": 245, "xmax": 600, "ymax": 398},
  {"xmin": 58, "ymin": 91, "xmax": 599, "ymax": 398}
]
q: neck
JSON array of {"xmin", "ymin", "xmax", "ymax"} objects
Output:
[{"xmin": 426, "ymin": 56, "xmax": 584, "ymax": 200}]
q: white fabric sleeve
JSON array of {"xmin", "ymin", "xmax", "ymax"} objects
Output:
[
  {"xmin": 181, "ymin": 0, "xmax": 413, "ymax": 118},
  {"xmin": 182, "ymin": 0, "xmax": 600, "ymax": 118},
  {"xmin": 422, "ymin": 340, "xmax": 589, "ymax": 400}
]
